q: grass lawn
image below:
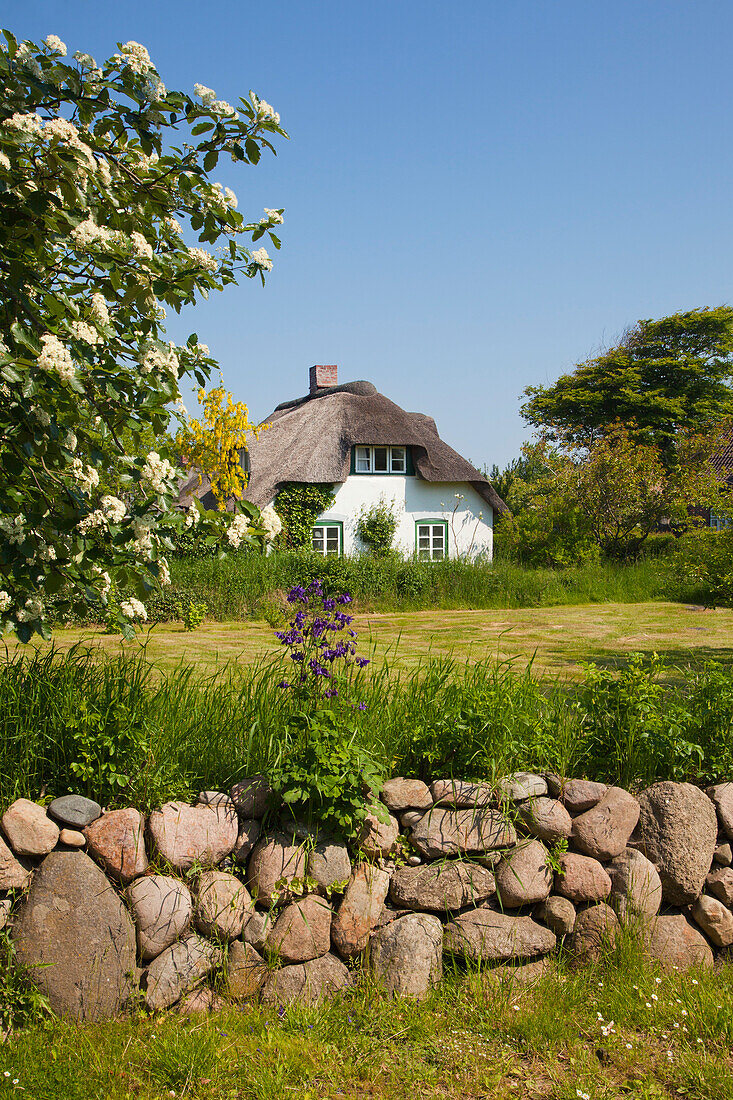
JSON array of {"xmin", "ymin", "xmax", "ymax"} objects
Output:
[
  {"xmin": 18, "ymin": 600, "xmax": 733, "ymax": 679},
  {"xmin": 3, "ymin": 955, "xmax": 732, "ymax": 1099}
]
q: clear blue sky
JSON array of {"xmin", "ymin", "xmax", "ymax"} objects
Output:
[{"xmin": 12, "ymin": 1, "xmax": 733, "ymax": 468}]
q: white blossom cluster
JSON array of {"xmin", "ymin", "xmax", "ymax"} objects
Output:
[
  {"xmin": 36, "ymin": 539, "xmax": 56, "ymax": 562},
  {"xmin": 251, "ymin": 95, "xmax": 280, "ymax": 125},
  {"xmin": 70, "ymin": 458, "xmax": 100, "ymax": 494},
  {"xmin": 0, "ymin": 152, "xmax": 9, "ymax": 171},
  {"xmin": 120, "ymin": 597, "xmax": 147, "ymax": 621},
  {"xmin": 226, "ymin": 513, "xmax": 250, "ymax": 548},
  {"xmin": 44, "ymin": 35, "xmax": 67, "ymax": 56},
  {"xmin": 210, "ymin": 182, "xmax": 238, "ymax": 210},
  {"xmin": 0, "ymin": 515, "xmax": 26, "ymax": 546},
  {"xmin": 4, "ymin": 112, "xmax": 44, "ymax": 138},
  {"xmin": 32, "ymin": 406, "xmax": 51, "ymax": 428},
  {"xmin": 68, "ymin": 320, "xmax": 102, "ymax": 345},
  {"xmin": 141, "ymin": 451, "xmax": 175, "ymax": 494},
  {"xmin": 139, "ymin": 342, "xmax": 180, "ymax": 376},
  {"xmin": 116, "ymin": 41, "xmax": 153, "ymax": 76},
  {"xmin": 130, "ymin": 231, "xmax": 154, "ymax": 260},
  {"xmin": 130, "ymin": 516, "xmax": 154, "ymax": 555},
  {"xmin": 184, "ymin": 505, "xmax": 200, "ymax": 529},
  {"xmin": 0, "ymin": 591, "xmax": 11, "ymax": 613},
  {"xmin": 77, "ymin": 495, "xmax": 127, "ymax": 534},
  {"xmin": 70, "ymin": 217, "xmax": 120, "ymax": 251},
  {"xmin": 193, "ymin": 84, "xmax": 237, "ymax": 118},
  {"xmin": 260, "ymin": 504, "xmax": 282, "ymax": 540},
  {"xmin": 249, "ymin": 248, "xmax": 273, "ymax": 272},
  {"xmin": 16, "ymin": 595, "xmax": 44, "ymax": 622},
  {"xmin": 37, "ymin": 334, "xmax": 76, "ymax": 383},
  {"xmin": 187, "ymin": 247, "xmax": 217, "ymax": 272},
  {"xmin": 15, "ymin": 43, "xmax": 42, "ymax": 79},
  {"xmin": 261, "ymin": 207, "xmax": 283, "ymax": 225},
  {"xmin": 91, "ymin": 566, "xmax": 111, "ymax": 596},
  {"xmin": 164, "ymin": 216, "xmax": 182, "ymax": 234},
  {"xmin": 90, "ymin": 293, "xmax": 110, "ymax": 327},
  {"xmin": 158, "ymin": 558, "xmax": 171, "ymax": 586}
]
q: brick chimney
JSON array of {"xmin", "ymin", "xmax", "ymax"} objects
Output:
[{"xmin": 309, "ymin": 364, "xmax": 338, "ymax": 394}]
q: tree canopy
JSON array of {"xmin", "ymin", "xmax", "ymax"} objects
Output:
[
  {"xmin": 521, "ymin": 307, "xmax": 733, "ymax": 454},
  {"xmin": 0, "ymin": 29, "xmax": 286, "ymax": 639}
]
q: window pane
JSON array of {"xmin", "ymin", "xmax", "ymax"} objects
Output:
[
  {"xmin": 432, "ymin": 529, "xmax": 444, "ymax": 548},
  {"xmin": 312, "ymin": 528, "xmax": 324, "ymax": 553},
  {"xmin": 374, "ymin": 447, "xmax": 388, "ymax": 472},
  {"xmin": 355, "ymin": 446, "xmax": 371, "ymax": 472},
  {"xmin": 390, "ymin": 447, "xmax": 405, "ymax": 472},
  {"xmin": 326, "ymin": 527, "xmax": 340, "ymax": 554},
  {"xmin": 418, "ymin": 538, "xmax": 430, "ymax": 550},
  {"xmin": 418, "ymin": 548, "xmax": 430, "ymax": 560},
  {"xmin": 417, "ymin": 526, "xmax": 430, "ymax": 538},
  {"xmin": 433, "ymin": 548, "xmax": 444, "ymax": 560}
]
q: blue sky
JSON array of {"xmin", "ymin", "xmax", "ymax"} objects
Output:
[{"xmin": 12, "ymin": 1, "xmax": 733, "ymax": 468}]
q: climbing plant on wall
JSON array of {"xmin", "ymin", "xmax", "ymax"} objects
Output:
[{"xmin": 273, "ymin": 483, "xmax": 335, "ymax": 549}]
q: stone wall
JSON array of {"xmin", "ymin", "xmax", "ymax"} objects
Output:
[{"xmin": 2, "ymin": 771, "xmax": 733, "ymax": 1021}]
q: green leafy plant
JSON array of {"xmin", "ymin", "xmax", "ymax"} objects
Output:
[
  {"xmin": 273, "ymin": 484, "xmax": 336, "ymax": 549},
  {"xmin": 268, "ymin": 709, "xmax": 387, "ymax": 841},
  {"xmin": 0, "ymin": 928, "xmax": 51, "ymax": 1032},
  {"xmin": 173, "ymin": 598, "xmax": 207, "ymax": 631},
  {"xmin": 355, "ymin": 497, "xmax": 400, "ymax": 556}
]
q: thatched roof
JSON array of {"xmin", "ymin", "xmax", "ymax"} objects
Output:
[{"xmin": 178, "ymin": 379, "xmax": 507, "ymax": 513}]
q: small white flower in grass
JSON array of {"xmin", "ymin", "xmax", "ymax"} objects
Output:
[
  {"xmin": 44, "ymin": 34, "xmax": 67, "ymax": 56},
  {"xmin": 511, "ymin": 1004, "xmax": 520, "ymax": 1012},
  {"xmin": 666, "ymin": 1051, "xmax": 673, "ymax": 1061},
  {"xmin": 681, "ymin": 1009, "xmax": 688, "ymax": 1016},
  {"xmin": 576, "ymin": 1091, "xmax": 590, "ymax": 1100},
  {"xmin": 655, "ymin": 977, "xmax": 662, "ymax": 984},
  {"xmin": 250, "ymin": 247, "xmax": 272, "ymax": 271},
  {"xmin": 651, "ymin": 994, "xmax": 658, "ymax": 1002},
  {"xmin": 645, "ymin": 1002, "xmax": 652, "ymax": 1008},
  {"xmin": 3, "ymin": 1070, "xmax": 9, "ymax": 1077},
  {"xmin": 691, "ymin": 979, "xmax": 698, "ymax": 985},
  {"xmin": 625, "ymin": 1042, "xmax": 632, "ymax": 1049},
  {"xmin": 600, "ymin": 1020, "xmax": 615, "ymax": 1037},
  {"xmin": 120, "ymin": 597, "xmax": 147, "ymax": 622}
]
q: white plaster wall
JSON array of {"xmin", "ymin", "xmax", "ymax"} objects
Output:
[{"xmin": 310, "ymin": 476, "xmax": 494, "ymax": 559}]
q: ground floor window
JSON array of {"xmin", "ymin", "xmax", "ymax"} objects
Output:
[
  {"xmin": 312, "ymin": 522, "xmax": 342, "ymax": 556},
  {"xmin": 710, "ymin": 511, "xmax": 732, "ymax": 532},
  {"xmin": 416, "ymin": 520, "xmax": 448, "ymax": 561}
]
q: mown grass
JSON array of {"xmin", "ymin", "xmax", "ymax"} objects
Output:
[
  {"xmin": 14, "ymin": 600, "xmax": 733, "ymax": 681},
  {"xmin": 2, "ymin": 950, "xmax": 732, "ymax": 1099}
]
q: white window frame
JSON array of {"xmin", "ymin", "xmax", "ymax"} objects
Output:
[
  {"xmin": 312, "ymin": 523, "xmax": 342, "ymax": 556},
  {"xmin": 416, "ymin": 521, "xmax": 448, "ymax": 561},
  {"xmin": 354, "ymin": 445, "xmax": 407, "ymax": 473}
]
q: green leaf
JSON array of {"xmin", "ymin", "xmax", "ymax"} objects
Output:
[{"xmin": 10, "ymin": 323, "xmax": 41, "ymax": 355}]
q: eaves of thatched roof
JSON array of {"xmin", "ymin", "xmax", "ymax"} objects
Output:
[{"xmin": 178, "ymin": 380, "xmax": 508, "ymax": 514}]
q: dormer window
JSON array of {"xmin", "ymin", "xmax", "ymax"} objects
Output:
[{"xmin": 353, "ymin": 445, "xmax": 411, "ymax": 474}]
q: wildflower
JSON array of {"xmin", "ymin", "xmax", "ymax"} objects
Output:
[
  {"xmin": 45, "ymin": 34, "xmax": 67, "ymax": 55},
  {"xmin": 37, "ymin": 333, "xmax": 76, "ymax": 383},
  {"xmin": 355, "ymin": 657, "xmax": 370, "ymax": 668},
  {"xmin": 625, "ymin": 1042, "xmax": 632, "ymax": 1049}
]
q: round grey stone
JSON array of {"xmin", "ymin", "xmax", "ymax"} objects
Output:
[{"xmin": 48, "ymin": 795, "xmax": 102, "ymax": 829}]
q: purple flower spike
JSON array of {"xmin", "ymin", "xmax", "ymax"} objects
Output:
[
  {"xmin": 337, "ymin": 594, "xmax": 353, "ymax": 604},
  {"xmin": 356, "ymin": 657, "xmax": 370, "ymax": 668}
]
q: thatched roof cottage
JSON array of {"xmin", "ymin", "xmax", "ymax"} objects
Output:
[{"xmin": 180, "ymin": 365, "xmax": 506, "ymax": 559}]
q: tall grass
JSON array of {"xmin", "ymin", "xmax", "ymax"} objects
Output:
[
  {"xmin": 156, "ymin": 551, "xmax": 672, "ymax": 622},
  {"xmin": 2, "ymin": 642, "xmax": 733, "ymax": 811}
]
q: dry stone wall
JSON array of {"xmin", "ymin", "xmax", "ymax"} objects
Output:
[{"xmin": 2, "ymin": 772, "xmax": 733, "ymax": 1020}]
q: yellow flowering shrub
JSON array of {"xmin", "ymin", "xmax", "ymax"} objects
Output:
[{"xmin": 176, "ymin": 381, "xmax": 268, "ymax": 509}]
